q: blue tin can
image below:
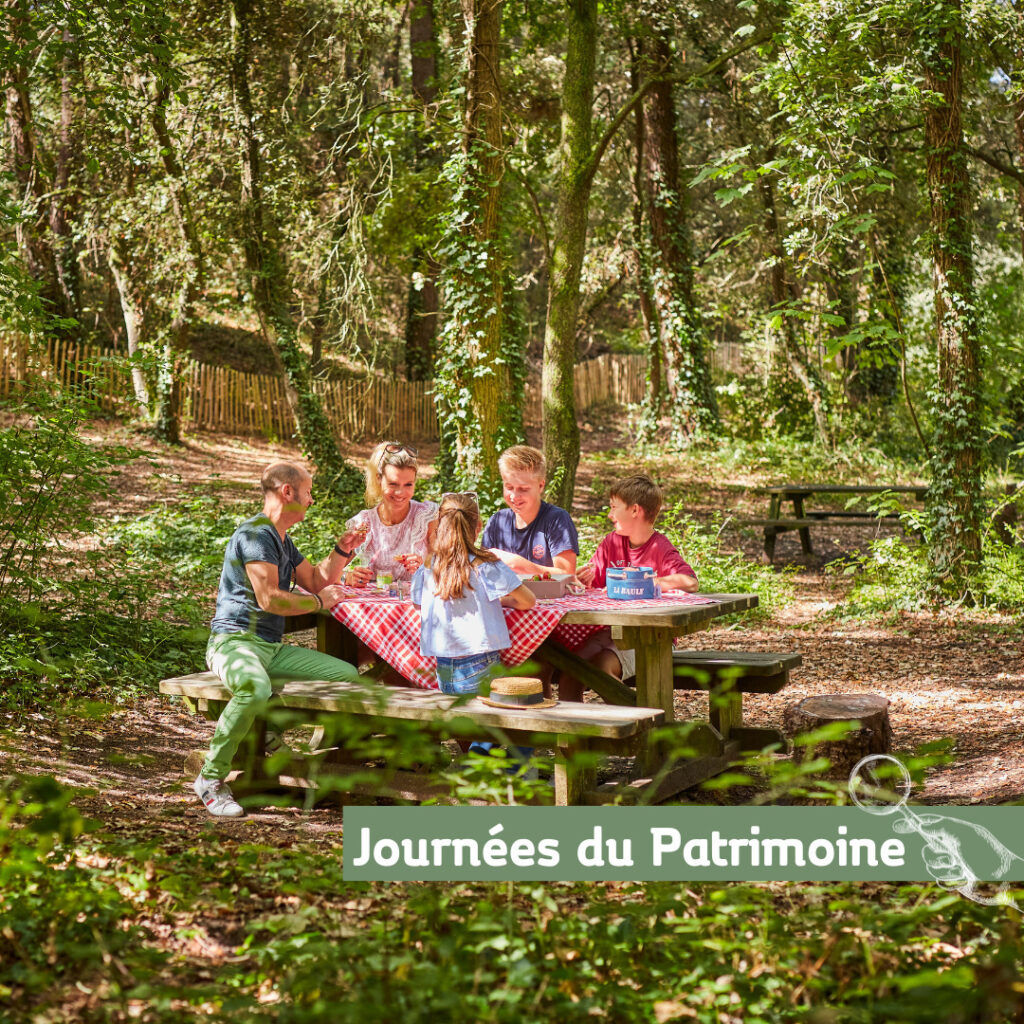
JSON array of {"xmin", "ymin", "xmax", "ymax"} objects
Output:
[{"xmin": 606, "ymin": 566, "xmax": 656, "ymax": 600}]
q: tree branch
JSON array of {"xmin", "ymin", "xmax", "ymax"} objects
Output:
[
  {"xmin": 965, "ymin": 144, "xmax": 1024, "ymax": 188},
  {"xmin": 582, "ymin": 24, "xmax": 775, "ymax": 187},
  {"xmin": 506, "ymin": 162, "xmax": 551, "ymax": 264}
]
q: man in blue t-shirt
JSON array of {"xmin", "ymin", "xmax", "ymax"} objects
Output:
[
  {"xmin": 194, "ymin": 462, "xmax": 365, "ymax": 818},
  {"xmin": 482, "ymin": 445, "xmax": 578, "ymax": 575}
]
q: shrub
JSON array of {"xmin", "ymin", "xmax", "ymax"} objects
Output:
[{"xmin": 0, "ymin": 383, "xmax": 136, "ymax": 604}]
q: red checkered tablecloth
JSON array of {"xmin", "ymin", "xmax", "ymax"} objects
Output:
[{"xmin": 327, "ymin": 587, "xmax": 715, "ymax": 689}]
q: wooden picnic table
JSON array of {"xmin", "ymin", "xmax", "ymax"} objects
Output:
[
  {"xmin": 163, "ymin": 592, "xmax": 761, "ymax": 805},
  {"xmin": 318, "ymin": 588, "xmax": 759, "ymax": 722},
  {"xmin": 316, "ymin": 590, "xmax": 760, "ymax": 802},
  {"xmin": 752, "ymin": 483, "xmax": 928, "ymax": 560}
]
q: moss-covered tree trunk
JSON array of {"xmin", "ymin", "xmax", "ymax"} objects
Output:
[
  {"xmin": 541, "ymin": 0, "xmax": 597, "ymax": 511},
  {"xmin": 640, "ymin": 31, "xmax": 718, "ymax": 443},
  {"xmin": 404, "ymin": 0, "xmax": 440, "ymax": 382},
  {"xmin": 629, "ymin": 41, "xmax": 662, "ymax": 425},
  {"xmin": 229, "ymin": 0, "xmax": 359, "ymax": 494},
  {"xmin": 4, "ymin": 0, "xmax": 66, "ymax": 332},
  {"xmin": 108, "ymin": 240, "xmax": 151, "ymax": 414},
  {"xmin": 921, "ymin": 1, "xmax": 982, "ymax": 589},
  {"xmin": 1014, "ymin": 73, "xmax": 1024, "ymax": 264},
  {"xmin": 434, "ymin": 0, "xmax": 510, "ymax": 503},
  {"xmin": 48, "ymin": 31, "xmax": 82, "ymax": 332},
  {"xmin": 149, "ymin": 78, "xmax": 203, "ymax": 444},
  {"xmin": 757, "ymin": 169, "xmax": 832, "ymax": 443}
]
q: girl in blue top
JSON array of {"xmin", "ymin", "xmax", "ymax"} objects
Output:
[{"xmin": 412, "ymin": 492, "xmax": 535, "ymax": 694}]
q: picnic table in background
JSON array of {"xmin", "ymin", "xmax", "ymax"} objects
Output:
[{"xmin": 750, "ymin": 483, "xmax": 928, "ymax": 561}]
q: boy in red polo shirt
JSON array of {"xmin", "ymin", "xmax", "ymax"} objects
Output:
[{"xmin": 566, "ymin": 475, "xmax": 697, "ymax": 701}]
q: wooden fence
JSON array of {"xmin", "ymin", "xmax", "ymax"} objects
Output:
[{"xmin": 1, "ymin": 335, "xmax": 733, "ymax": 441}]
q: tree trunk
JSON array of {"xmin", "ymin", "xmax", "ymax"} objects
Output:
[
  {"xmin": 108, "ymin": 241, "xmax": 151, "ymax": 414},
  {"xmin": 4, "ymin": 0, "xmax": 63, "ymax": 326},
  {"xmin": 229, "ymin": 0, "xmax": 360, "ymax": 494},
  {"xmin": 1014, "ymin": 84, "xmax": 1024, "ymax": 264},
  {"xmin": 541, "ymin": 0, "xmax": 597, "ymax": 511},
  {"xmin": 404, "ymin": 0, "xmax": 440, "ymax": 382},
  {"xmin": 404, "ymin": 249, "xmax": 439, "ymax": 381},
  {"xmin": 825, "ymin": 242, "xmax": 858, "ymax": 398},
  {"xmin": 758, "ymin": 172, "xmax": 832, "ymax": 443},
  {"xmin": 784, "ymin": 694, "xmax": 892, "ymax": 780},
  {"xmin": 629, "ymin": 41, "xmax": 662, "ymax": 422},
  {"xmin": 862, "ymin": 215, "xmax": 903, "ymax": 403},
  {"xmin": 639, "ymin": 31, "xmax": 718, "ymax": 442},
  {"xmin": 922, "ymin": 1, "xmax": 982, "ymax": 589},
  {"xmin": 150, "ymin": 77, "xmax": 205, "ymax": 443},
  {"xmin": 48, "ymin": 31, "xmax": 82, "ymax": 329},
  {"xmin": 434, "ymin": 0, "xmax": 509, "ymax": 500}
]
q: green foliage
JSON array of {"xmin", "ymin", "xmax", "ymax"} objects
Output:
[
  {"xmin": 101, "ymin": 493, "xmax": 252, "ymax": 621},
  {"xmin": 0, "ymin": 605, "xmax": 207, "ymax": 710},
  {"xmin": 5, "ymin": 782, "xmax": 1023, "ymax": 1023},
  {"xmin": 829, "ymin": 497, "xmax": 1024, "ymax": 615},
  {"xmin": 0, "ymin": 775, "xmax": 151, "ymax": 1008},
  {"xmin": 667, "ymin": 433, "xmax": 924, "ymax": 484},
  {"xmin": 0, "ymin": 383, "xmax": 136, "ymax": 603}
]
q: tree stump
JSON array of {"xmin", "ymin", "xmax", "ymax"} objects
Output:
[{"xmin": 783, "ymin": 693, "xmax": 892, "ymax": 780}]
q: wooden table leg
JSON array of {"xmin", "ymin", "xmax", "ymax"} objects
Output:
[
  {"xmin": 792, "ymin": 495, "xmax": 813, "ymax": 553},
  {"xmin": 318, "ymin": 613, "xmax": 359, "ymax": 663},
  {"xmin": 615, "ymin": 625, "xmax": 674, "ymax": 719},
  {"xmin": 554, "ymin": 735, "xmax": 596, "ymax": 806},
  {"xmin": 709, "ymin": 687, "xmax": 743, "ymax": 740},
  {"xmin": 764, "ymin": 494, "xmax": 782, "ymax": 561}
]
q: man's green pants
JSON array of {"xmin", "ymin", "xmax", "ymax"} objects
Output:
[{"xmin": 201, "ymin": 631, "xmax": 361, "ymax": 780}]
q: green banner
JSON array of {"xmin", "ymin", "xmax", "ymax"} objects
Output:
[{"xmin": 343, "ymin": 807, "xmax": 1024, "ymax": 885}]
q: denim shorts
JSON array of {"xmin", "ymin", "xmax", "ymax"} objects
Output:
[{"xmin": 434, "ymin": 650, "xmax": 502, "ymax": 696}]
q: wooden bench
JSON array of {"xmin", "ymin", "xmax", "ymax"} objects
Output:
[
  {"xmin": 672, "ymin": 650, "xmax": 801, "ymax": 753},
  {"xmin": 741, "ymin": 517, "xmax": 903, "ymax": 561},
  {"xmin": 159, "ymin": 671, "xmax": 665, "ymax": 806}
]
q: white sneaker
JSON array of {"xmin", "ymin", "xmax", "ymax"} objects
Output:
[{"xmin": 193, "ymin": 775, "xmax": 244, "ymax": 817}]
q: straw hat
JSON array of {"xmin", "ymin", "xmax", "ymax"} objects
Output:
[{"xmin": 479, "ymin": 676, "xmax": 558, "ymax": 710}]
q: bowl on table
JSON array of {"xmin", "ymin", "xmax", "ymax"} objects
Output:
[{"xmin": 517, "ymin": 572, "xmax": 571, "ymax": 599}]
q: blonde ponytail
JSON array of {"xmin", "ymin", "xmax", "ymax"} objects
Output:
[{"xmin": 429, "ymin": 493, "xmax": 498, "ymax": 600}]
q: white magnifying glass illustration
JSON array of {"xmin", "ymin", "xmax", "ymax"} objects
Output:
[{"xmin": 848, "ymin": 754, "xmax": 1017, "ymax": 908}]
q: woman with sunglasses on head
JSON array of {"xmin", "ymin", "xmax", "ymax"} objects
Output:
[{"xmin": 344, "ymin": 440, "xmax": 438, "ymax": 586}]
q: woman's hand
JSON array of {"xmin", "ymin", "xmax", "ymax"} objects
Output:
[
  {"xmin": 576, "ymin": 562, "xmax": 596, "ymax": 587},
  {"xmin": 345, "ymin": 566, "xmax": 374, "ymax": 587},
  {"xmin": 396, "ymin": 552, "xmax": 423, "ymax": 573}
]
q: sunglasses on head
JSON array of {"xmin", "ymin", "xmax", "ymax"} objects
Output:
[
  {"xmin": 377, "ymin": 442, "xmax": 418, "ymax": 473},
  {"xmin": 441, "ymin": 491, "xmax": 478, "ymax": 504}
]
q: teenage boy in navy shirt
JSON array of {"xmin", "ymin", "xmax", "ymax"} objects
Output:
[{"xmin": 482, "ymin": 445, "xmax": 579, "ymax": 575}]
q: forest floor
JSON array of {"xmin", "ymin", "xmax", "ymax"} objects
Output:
[{"xmin": 3, "ymin": 416, "xmax": 1022, "ymax": 857}]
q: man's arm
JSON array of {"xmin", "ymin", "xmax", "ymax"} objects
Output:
[
  {"xmin": 247, "ymin": 561, "xmax": 346, "ymax": 615},
  {"xmin": 301, "ymin": 524, "xmax": 368, "ymax": 592}
]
